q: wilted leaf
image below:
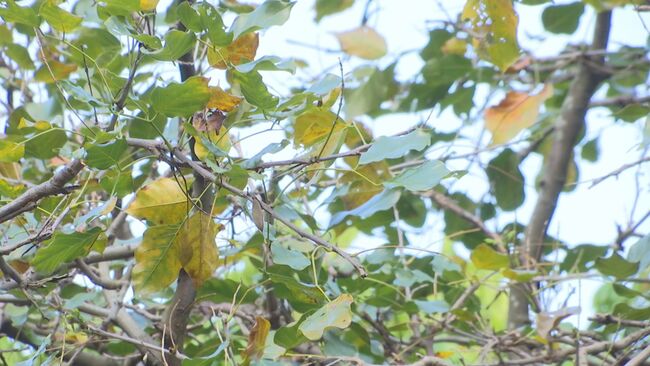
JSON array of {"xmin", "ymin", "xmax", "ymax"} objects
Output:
[
  {"xmin": 177, "ymin": 212, "xmax": 220, "ymax": 286},
  {"xmin": 340, "ymin": 162, "xmax": 391, "ymax": 210},
  {"xmin": 35, "ymin": 60, "xmax": 77, "ymax": 83},
  {"xmin": 299, "ymin": 294, "xmax": 353, "ymax": 340},
  {"xmin": 231, "ymin": 0, "xmax": 294, "ymax": 39},
  {"xmin": 126, "ymin": 178, "xmax": 189, "ymax": 225},
  {"xmin": 208, "ymin": 32, "xmax": 259, "ymax": 69},
  {"xmin": 485, "ymin": 84, "xmax": 553, "ymax": 144},
  {"xmin": 462, "ymin": 0, "xmax": 520, "ymax": 71},
  {"xmin": 359, "ymin": 129, "xmax": 431, "ymax": 165},
  {"xmin": 387, "ymin": 160, "xmax": 449, "ymax": 192},
  {"xmin": 243, "ymin": 317, "xmax": 271, "ymax": 365},
  {"xmin": 336, "ymin": 26, "xmax": 387, "ymax": 60},
  {"xmin": 294, "ymin": 108, "xmax": 346, "ymax": 147},
  {"xmin": 133, "ymin": 224, "xmax": 183, "ymax": 294},
  {"xmin": 33, "ymin": 228, "xmax": 106, "ymax": 274},
  {"xmin": 207, "ymin": 87, "xmax": 243, "ymax": 112},
  {"xmin": 470, "ymin": 244, "xmax": 509, "ymax": 270},
  {"xmin": 150, "ymin": 76, "xmax": 211, "ymax": 118}
]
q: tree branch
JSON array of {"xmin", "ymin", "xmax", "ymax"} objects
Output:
[
  {"xmin": 509, "ymin": 11, "xmax": 613, "ymax": 330},
  {"xmin": 0, "ymin": 159, "xmax": 84, "ymax": 223}
]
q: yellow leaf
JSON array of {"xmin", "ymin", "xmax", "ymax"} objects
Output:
[
  {"xmin": 126, "ymin": 177, "xmax": 189, "ymax": 225},
  {"xmin": 243, "ymin": 317, "xmax": 271, "ymax": 364},
  {"xmin": 140, "ymin": 0, "xmax": 158, "ymax": 11},
  {"xmin": 441, "ymin": 37, "xmax": 467, "ymax": 56},
  {"xmin": 0, "ymin": 162, "xmax": 21, "ymax": 179},
  {"xmin": 133, "ymin": 224, "xmax": 183, "ymax": 294},
  {"xmin": 193, "ymin": 126, "xmax": 232, "ymax": 161},
  {"xmin": 485, "ymin": 84, "xmax": 553, "ymax": 145},
  {"xmin": 177, "ymin": 212, "xmax": 220, "ymax": 286},
  {"xmin": 208, "ymin": 33, "xmax": 259, "ymax": 70},
  {"xmin": 335, "ymin": 26, "xmax": 387, "ymax": 60},
  {"xmin": 294, "ymin": 108, "xmax": 346, "ymax": 148},
  {"xmin": 208, "ymin": 87, "xmax": 242, "ymax": 112},
  {"xmin": 340, "ymin": 161, "xmax": 390, "ymax": 210},
  {"xmin": 299, "ymin": 294, "xmax": 353, "ymax": 340},
  {"xmin": 35, "ymin": 59, "xmax": 77, "ymax": 83},
  {"xmin": 462, "ymin": 0, "xmax": 520, "ymax": 71}
]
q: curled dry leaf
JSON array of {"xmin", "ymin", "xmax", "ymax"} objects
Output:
[
  {"xmin": 335, "ymin": 26, "xmax": 387, "ymax": 60},
  {"xmin": 485, "ymin": 84, "xmax": 553, "ymax": 145}
]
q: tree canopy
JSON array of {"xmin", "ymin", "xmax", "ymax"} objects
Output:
[{"xmin": 0, "ymin": 0, "xmax": 649, "ymax": 365}]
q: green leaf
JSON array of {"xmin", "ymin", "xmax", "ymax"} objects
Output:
[
  {"xmin": 150, "ymin": 76, "xmax": 211, "ymax": 118},
  {"xmin": 359, "ymin": 129, "xmax": 431, "ymax": 165},
  {"xmin": 470, "ymin": 244, "xmax": 509, "ymax": 270},
  {"xmin": 176, "ymin": 2, "xmax": 202, "ymax": 32},
  {"xmin": 231, "ymin": 0, "xmax": 294, "ymax": 39},
  {"xmin": 581, "ymin": 138, "xmax": 599, "ymax": 162},
  {"xmin": 232, "ymin": 70, "xmax": 278, "ymax": 109},
  {"xmin": 39, "ymin": 2, "xmax": 82, "ymax": 32},
  {"xmin": 275, "ymin": 316, "xmax": 310, "ymax": 349},
  {"xmin": 271, "ymin": 242, "xmax": 310, "ymax": 270},
  {"xmin": 20, "ymin": 121, "xmax": 67, "ymax": 159},
  {"xmin": 628, "ymin": 233, "xmax": 650, "ymax": 272},
  {"xmin": 595, "ymin": 252, "xmax": 639, "ymax": 280},
  {"xmin": 85, "ymin": 139, "xmax": 127, "ymax": 170},
  {"xmin": 422, "ymin": 55, "xmax": 472, "ymax": 86},
  {"xmin": 133, "ymin": 224, "xmax": 183, "ymax": 294},
  {"xmin": 0, "ymin": 0, "xmax": 40, "ymax": 27},
  {"xmin": 387, "ymin": 160, "xmax": 449, "ymax": 192},
  {"xmin": 613, "ymin": 303, "xmax": 650, "ymax": 321},
  {"xmin": 486, "ymin": 149, "xmax": 525, "ymax": 211},
  {"xmin": 413, "ymin": 300, "xmax": 449, "ymax": 314},
  {"xmin": 0, "ymin": 139, "xmax": 24, "ymax": 162},
  {"xmin": 235, "ymin": 56, "xmax": 297, "ymax": 74},
  {"xmin": 542, "ymin": 2, "xmax": 584, "ymax": 34},
  {"xmin": 268, "ymin": 266, "xmax": 325, "ymax": 311},
  {"xmin": 345, "ymin": 65, "xmax": 397, "ymax": 118},
  {"xmin": 329, "ymin": 189, "xmax": 401, "ymax": 227},
  {"xmin": 5, "ymin": 44, "xmax": 34, "ymax": 70},
  {"xmin": 241, "ymin": 140, "xmax": 288, "ymax": 168},
  {"xmin": 613, "ymin": 104, "xmax": 650, "ymax": 122},
  {"xmin": 33, "ymin": 228, "xmax": 106, "ymax": 274},
  {"xmin": 143, "ymin": 30, "xmax": 196, "ymax": 61},
  {"xmin": 299, "ymin": 294, "xmax": 353, "ymax": 340},
  {"xmin": 315, "ymin": 0, "xmax": 353, "ymax": 21}
]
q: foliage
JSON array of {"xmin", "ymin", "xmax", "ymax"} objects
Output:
[{"xmin": 0, "ymin": 0, "xmax": 649, "ymax": 365}]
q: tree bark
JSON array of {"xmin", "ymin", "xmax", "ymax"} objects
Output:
[{"xmin": 508, "ymin": 10, "xmax": 612, "ymax": 329}]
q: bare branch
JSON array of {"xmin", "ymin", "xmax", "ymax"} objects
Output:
[{"xmin": 0, "ymin": 159, "xmax": 84, "ymax": 224}]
